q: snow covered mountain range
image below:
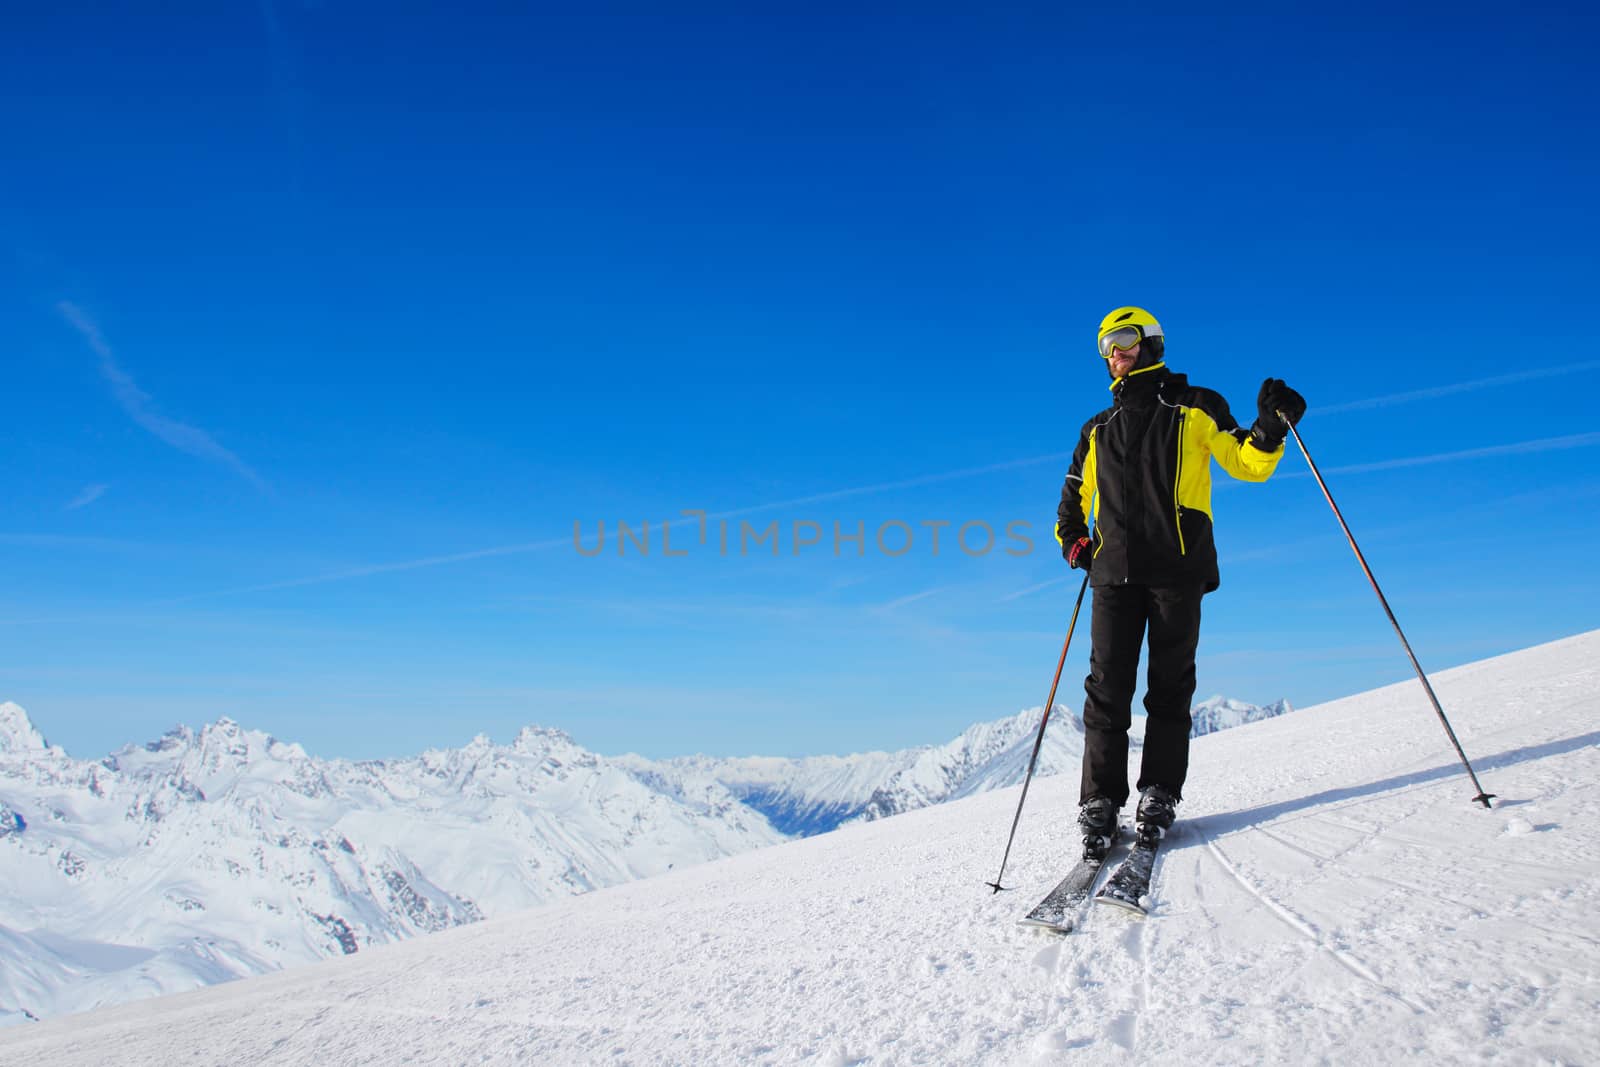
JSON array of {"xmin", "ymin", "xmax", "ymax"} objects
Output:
[
  {"xmin": 0, "ymin": 694, "xmax": 1290, "ymax": 1024},
  {"xmin": 687, "ymin": 696, "xmax": 1293, "ymax": 834},
  {"xmin": 4, "ymin": 633, "xmax": 1593, "ymax": 1065}
]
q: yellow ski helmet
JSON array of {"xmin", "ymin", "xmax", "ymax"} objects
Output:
[{"xmin": 1097, "ymin": 306, "xmax": 1163, "ymax": 358}]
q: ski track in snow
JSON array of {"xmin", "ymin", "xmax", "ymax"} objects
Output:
[
  {"xmin": 3, "ymin": 631, "xmax": 1600, "ymax": 1064},
  {"xmin": 1199, "ymin": 829, "xmax": 1430, "ymax": 1014}
]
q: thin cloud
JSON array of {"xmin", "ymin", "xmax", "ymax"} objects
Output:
[
  {"xmin": 89, "ymin": 350, "xmax": 1600, "ymax": 603},
  {"xmin": 167, "ymin": 539, "xmax": 574, "ymax": 601},
  {"xmin": 873, "ymin": 587, "xmax": 948, "ymax": 613},
  {"xmin": 1319, "ymin": 361, "xmax": 1600, "ymax": 415},
  {"xmin": 0, "ymin": 533, "xmax": 141, "ymax": 550},
  {"xmin": 166, "ymin": 452, "xmax": 1074, "ymax": 603},
  {"xmin": 486, "ymin": 593, "xmax": 811, "ymax": 625},
  {"xmin": 169, "ymin": 427, "xmax": 1600, "ymax": 603},
  {"xmin": 1281, "ymin": 431, "xmax": 1600, "ymax": 478},
  {"xmin": 58, "ymin": 302, "xmax": 268, "ymax": 492},
  {"xmin": 996, "ymin": 576, "xmax": 1072, "ymax": 603},
  {"xmin": 65, "ymin": 483, "xmax": 109, "ymax": 510}
]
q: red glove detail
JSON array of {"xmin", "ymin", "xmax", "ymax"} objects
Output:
[{"xmin": 1067, "ymin": 536, "xmax": 1093, "ymax": 571}]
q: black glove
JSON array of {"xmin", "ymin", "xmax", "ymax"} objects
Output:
[
  {"xmin": 1251, "ymin": 378, "xmax": 1306, "ymax": 449},
  {"xmin": 1065, "ymin": 536, "xmax": 1093, "ymax": 573}
]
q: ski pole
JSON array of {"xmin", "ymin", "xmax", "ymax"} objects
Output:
[
  {"xmin": 987, "ymin": 572, "xmax": 1091, "ymax": 893},
  {"xmin": 1279, "ymin": 415, "xmax": 1496, "ymax": 809}
]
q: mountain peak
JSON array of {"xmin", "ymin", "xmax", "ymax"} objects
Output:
[
  {"xmin": 143, "ymin": 723, "xmax": 196, "ymax": 753},
  {"xmin": 196, "ymin": 717, "xmax": 250, "ymax": 747},
  {"xmin": 1190, "ymin": 695, "xmax": 1293, "ymax": 738},
  {"xmin": 513, "ymin": 725, "xmax": 574, "ymax": 753},
  {"xmin": 0, "ymin": 702, "xmax": 48, "ymax": 754}
]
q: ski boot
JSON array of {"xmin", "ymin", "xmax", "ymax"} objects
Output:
[
  {"xmin": 1134, "ymin": 785, "xmax": 1179, "ymax": 846},
  {"xmin": 1077, "ymin": 796, "xmax": 1120, "ymax": 862}
]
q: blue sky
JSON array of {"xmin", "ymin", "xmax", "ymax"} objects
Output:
[{"xmin": 4, "ymin": 8, "xmax": 1597, "ymax": 762}]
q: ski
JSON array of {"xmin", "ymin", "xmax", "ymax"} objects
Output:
[
  {"xmin": 1017, "ymin": 832, "xmax": 1121, "ymax": 933},
  {"xmin": 1093, "ymin": 825, "xmax": 1165, "ymax": 916}
]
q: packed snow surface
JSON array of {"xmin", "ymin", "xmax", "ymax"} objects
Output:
[{"xmin": 4, "ymin": 631, "xmax": 1597, "ymax": 1064}]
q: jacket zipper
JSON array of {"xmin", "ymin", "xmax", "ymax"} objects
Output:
[{"xmin": 1173, "ymin": 409, "xmax": 1187, "ymax": 556}]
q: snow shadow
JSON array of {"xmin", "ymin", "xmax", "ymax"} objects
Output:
[{"xmin": 1193, "ymin": 728, "xmax": 1600, "ymax": 836}]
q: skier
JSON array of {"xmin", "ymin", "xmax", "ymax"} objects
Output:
[{"xmin": 1055, "ymin": 307, "xmax": 1305, "ymax": 860}]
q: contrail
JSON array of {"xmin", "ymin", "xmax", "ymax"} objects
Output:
[
  {"xmin": 1316, "ymin": 361, "xmax": 1600, "ymax": 415},
  {"xmin": 873, "ymin": 587, "xmax": 949, "ymax": 612},
  {"xmin": 164, "ymin": 539, "xmax": 577, "ymax": 601},
  {"xmin": 163, "ymin": 386, "xmax": 1600, "ymax": 602},
  {"xmin": 59, "ymin": 302, "xmax": 269, "ymax": 491},
  {"xmin": 996, "ymin": 576, "xmax": 1071, "ymax": 603},
  {"xmin": 1280, "ymin": 431, "xmax": 1600, "ymax": 478},
  {"xmin": 65, "ymin": 484, "xmax": 110, "ymax": 511},
  {"xmin": 164, "ymin": 451, "xmax": 1074, "ymax": 602}
]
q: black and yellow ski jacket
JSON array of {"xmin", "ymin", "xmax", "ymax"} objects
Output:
[{"xmin": 1055, "ymin": 363, "xmax": 1283, "ymax": 592}]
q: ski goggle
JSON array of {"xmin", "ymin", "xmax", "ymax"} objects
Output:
[{"xmin": 1098, "ymin": 325, "xmax": 1145, "ymax": 358}]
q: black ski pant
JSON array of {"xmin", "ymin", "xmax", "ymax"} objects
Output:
[{"xmin": 1079, "ymin": 582, "xmax": 1205, "ymax": 808}]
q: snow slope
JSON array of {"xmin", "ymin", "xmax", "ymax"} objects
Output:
[{"xmin": 4, "ymin": 630, "xmax": 1595, "ymax": 1065}]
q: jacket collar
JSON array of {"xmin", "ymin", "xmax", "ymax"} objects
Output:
[{"xmin": 1110, "ymin": 360, "xmax": 1169, "ymax": 398}]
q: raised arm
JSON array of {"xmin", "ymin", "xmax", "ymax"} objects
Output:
[
  {"xmin": 1188, "ymin": 388, "xmax": 1277, "ymax": 482},
  {"xmin": 1193, "ymin": 379, "xmax": 1307, "ymax": 482}
]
